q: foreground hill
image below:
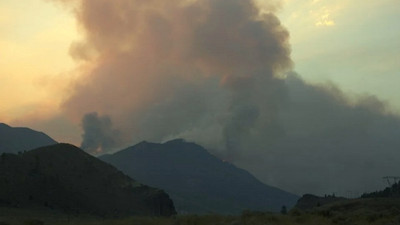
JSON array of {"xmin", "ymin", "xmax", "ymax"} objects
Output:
[
  {"xmin": 0, "ymin": 123, "xmax": 57, "ymax": 154},
  {"xmin": 0, "ymin": 143, "xmax": 176, "ymax": 217},
  {"xmin": 100, "ymin": 139, "xmax": 298, "ymax": 214}
]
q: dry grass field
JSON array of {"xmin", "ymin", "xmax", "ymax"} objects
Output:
[{"xmin": 1, "ymin": 198, "xmax": 400, "ymax": 225}]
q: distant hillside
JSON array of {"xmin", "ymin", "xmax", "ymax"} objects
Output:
[
  {"xmin": 306, "ymin": 197, "xmax": 400, "ymax": 223},
  {"xmin": 295, "ymin": 182, "xmax": 400, "ymax": 214},
  {"xmin": 0, "ymin": 143, "xmax": 176, "ymax": 217},
  {"xmin": 361, "ymin": 181, "xmax": 400, "ymax": 198},
  {"xmin": 295, "ymin": 194, "xmax": 347, "ymax": 210},
  {"xmin": 0, "ymin": 123, "xmax": 57, "ymax": 154},
  {"xmin": 100, "ymin": 139, "xmax": 299, "ymax": 214}
]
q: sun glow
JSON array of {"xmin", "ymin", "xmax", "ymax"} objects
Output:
[
  {"xmin": 315, "ymin": 14, "xmax": 335, "ymax": 27},
  {"xmin": 0, "ymin": 0, "xmax": 78, "ymax": 123}
]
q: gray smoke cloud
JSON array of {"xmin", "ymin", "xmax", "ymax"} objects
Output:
[
  {"xmin": 234, "ymin": 73, "xmax": 400, "ymax": 195},
  {"xmin": 50, "ymin": 0, "xmax": 400, "ymax": 195},
  {"xmin": 81, "ymin": 112, "xmax": 120, "ymax": 154}
]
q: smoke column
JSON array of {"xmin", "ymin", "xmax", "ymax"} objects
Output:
[
  {"xmin": 81, "ymin": 112, "xmax": 120, "ymax": 154},
  {"xmin": 50, "ymin": 0, "xmax": 400, "ymax": 195}
]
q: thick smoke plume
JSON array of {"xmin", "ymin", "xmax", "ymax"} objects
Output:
[
  {"xmin": 51, "ymin": 0, "xmax": 400, "ymax": 195},
  {"xmin": 56, "ymin": 0, "xmax": 291, "ymax": 152},
  {"xmin": 81, "ymin": 112, "xmax": 120, "ymax": 154}
]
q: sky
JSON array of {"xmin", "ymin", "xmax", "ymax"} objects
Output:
[
  {"xmin": 279, "ymin": 0, "xmax": 400, "ymax": 110},
  {"xmin": 1, "ymin": 0, "xmax": 400, "ymax": 196}
]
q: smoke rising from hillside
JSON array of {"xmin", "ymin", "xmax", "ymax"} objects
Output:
[
  {"xmin": 54, "ymin": 0, "xmax": 291, "ymax": 152},
  {"xmin": 81, "ymin": 112, "xmax": 120, "ymax": 154},
  {"xmin": 51, "ymin": 0, "xmax": 400, "ymax": 195}
]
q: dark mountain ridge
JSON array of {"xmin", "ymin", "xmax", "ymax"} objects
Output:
[
  {"xmin": 0, "ymin": 143, "xmax": 176, "ymax": 217},
  {"xmin": 0, "ymin": 123, "xmax": 57, "ymax": 154},
  {"xmin": 100, "ymin": 139, "xmax": 299, "ymax": 214}
]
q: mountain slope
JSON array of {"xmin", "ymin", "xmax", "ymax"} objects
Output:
[
  {"xmin": 0, "ymin": 143, "xmax": 176, "ymax": 217},
  {"xmin": 0, "ymin": 123, "xmax": 57, "ymax": 154},
  {"xmin": 100, "ymin": 139, "xmax": 298, "ymax": 214}
]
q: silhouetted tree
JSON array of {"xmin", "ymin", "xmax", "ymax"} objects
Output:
[{"xmin": 280, "ymin": 205, "xmax": 287, "ymax": 215}]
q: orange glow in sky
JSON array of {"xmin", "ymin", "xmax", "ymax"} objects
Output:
[{"xmin": 0, "ymin": 0, "xmax": 77, "ymax": 121}]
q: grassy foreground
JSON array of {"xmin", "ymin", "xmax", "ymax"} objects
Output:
[{"xmin": 1, "ymin": 198, "xmax": 400, "ymax": 225}]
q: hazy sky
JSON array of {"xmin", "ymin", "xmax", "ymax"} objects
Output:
[
  {"xmin": 2, "ymin": 0, "xmax": 399, "ymax": 140},
  {"xmin": 1, "ymin": 0, "xmax": 400, "ymax": 195},
  {"xmin": 0, "ymin": 0, "xmax": 80, "ymax": 143},
  {"xmin": 279, "ymin": 0, "xmax": 400, "ymax": 111}
]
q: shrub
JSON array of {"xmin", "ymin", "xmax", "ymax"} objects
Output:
[
  {"xmin": 318, "ymin": 210, "xmax": 332, "ymax": 218},
  {"xmin": 24, "ymin": 219, "xmax": 44, "ymax": 225},
  {"xmin": 289, "ymin": 208, "xmax": 303, "ymax": 217}
]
